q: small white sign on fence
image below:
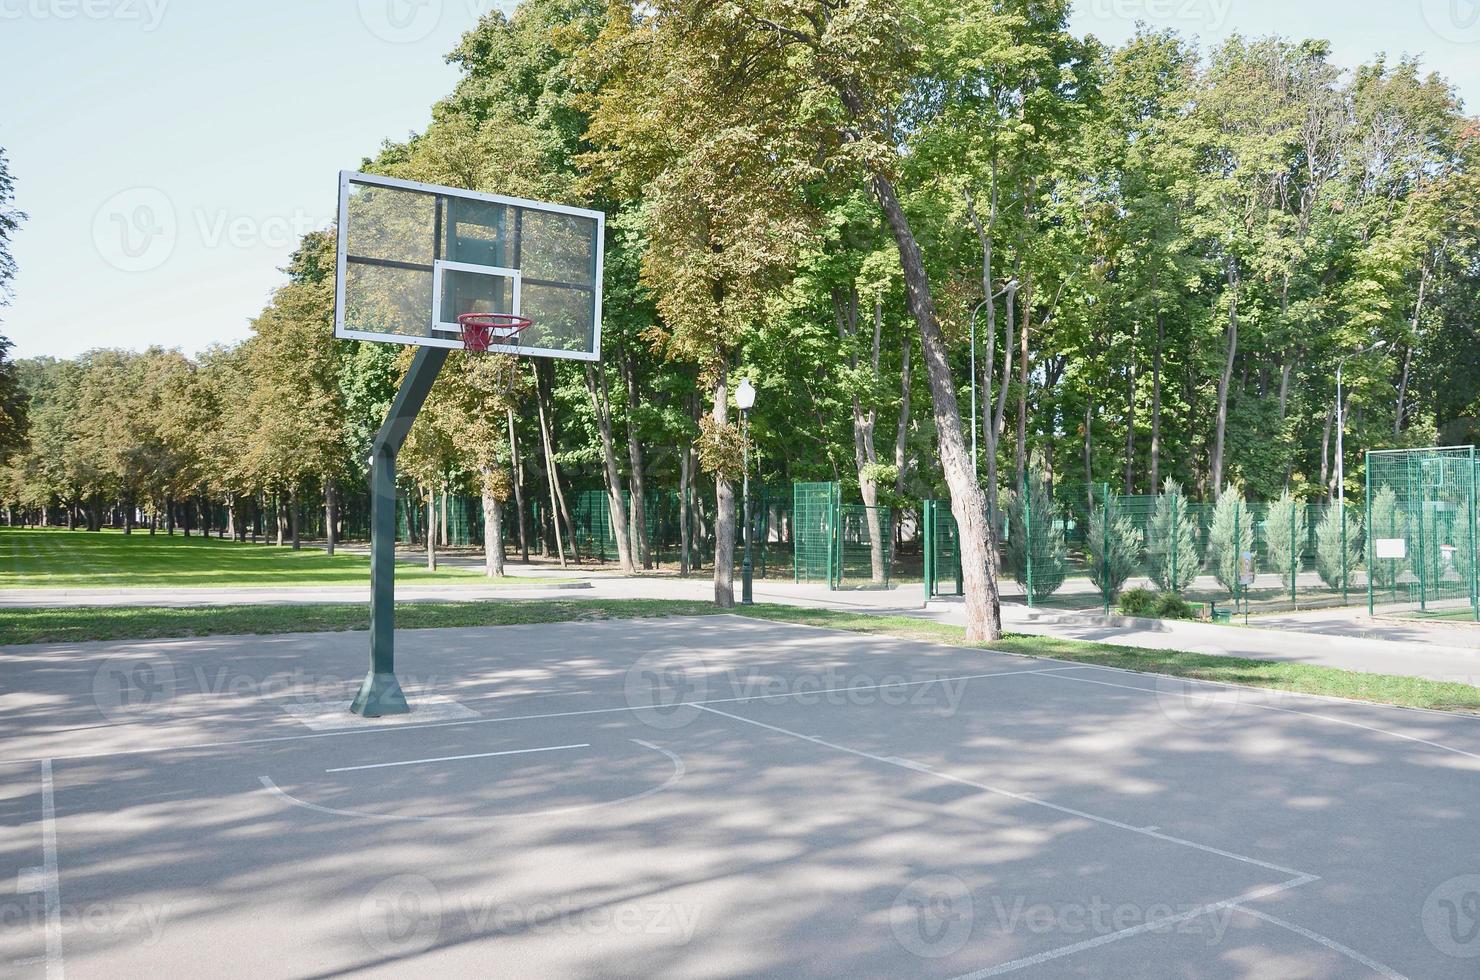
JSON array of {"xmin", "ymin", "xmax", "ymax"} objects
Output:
[{"xmin": 1374, "ymin": 538, "xmax": 1407, "ymax": 560}]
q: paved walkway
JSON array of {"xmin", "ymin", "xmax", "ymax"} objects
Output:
[{"xmin": 7, "ymin": 567, "xmax": 1480, "ymax": 686}]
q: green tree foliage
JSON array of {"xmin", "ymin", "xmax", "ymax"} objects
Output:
[
  {"xmin": 1005, "ymin": 466, "xmax": 1067, "ymax": 602},
  {"xmin": 1314, "ymin": 503, "xmax": 1363, "ymax": 591},
  {"xmin": 1207, "ymin": 486, "xmax": 1254, "ymax": 597},
  {"xmin": 0, "ymin": 147, "xmax": 23, "ymax": 306},
  {"xmin": 1146, "ymin": 478, "xmax": 1199, "ymax": 594},
  {"xmin": 1087, "ymin": 499, "xmax": 1144, "ymax": 603},
  {"xmin": 1263, "ymin": 491, "xmax": 1308, "ymax": 589}
]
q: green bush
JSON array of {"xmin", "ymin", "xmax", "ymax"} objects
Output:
[
  {"xmin": 1087, "ymin": 501, "xmax": 1144, "ymax": 603},
  {"xmin": 1005, "ymin": 465, "xmax": 1067, "ymax": 602},
  {"xmin": 1263, "ymin": 490, "xmax": 1307, "ymax": 589},
  {"xmin": 1207, "ymin": 485, "xmax": 1254, "ymax": 597},
  {"xmin": 1153, "ymin": 593, "xmax": 1198, "ymax": 620},
  {"xmin": 1146, "ymin": 478, "xmax": 1200, "ymax": 594},
  {"xmin": 1314, "ymin": 503, "xmax": 1362, "ymax": 590},
  {"xmin": 1117, "ymin": 588, "xmax": 1158, "ymax": 617}
]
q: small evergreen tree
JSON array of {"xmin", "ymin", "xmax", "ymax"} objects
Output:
[
  {"xmin": 1146, "ymin": 478, "xmax": 1199, "ymax": 594},
  {"xmin": 1367, "ymin": 485, "xmax": 1409, "ymax": 590},
  {"xmin": 1314, "ymin": 503, "xmax": 1362, "ymax": 591},
  {"xmin": 1087, "ymin": 499, "xmax": 1144, "ymax": 603},
  {"xmin": 1006, "ymin": 466, "xmax": 1067, "ymax": 602},
  {"xmin": 1263, "ymin": 490, "xmax": 1307, "ymax": 590},
  {"xmin": 1207, "ymin": 485, "xmax": 1253, "ymax": 596}
]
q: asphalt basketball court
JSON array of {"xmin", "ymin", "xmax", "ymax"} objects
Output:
[{"xmin": 3, "ymin": 614, "xmax": 1479, "ymax": 977}]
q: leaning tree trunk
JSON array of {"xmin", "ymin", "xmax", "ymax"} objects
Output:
[
  {"xmin": 872, "ymin": 172, "xmax": 1001, "ymax": 640},
  {"xmin": 1211, "ymin": 259, "xmax": 1239, "ymax": 494},
  {"xmin": 534, "ymin": 374, "xmax": 568, "ymax": 567},
  {"xmin": 585, "ymin": 364, "xmax": 635, "ymax": 573},
  {"xmin": 711, "ymin": 369, "xmax": 736, "ymax": 608},
  {"xmin": 623, "ymin": 356, "xmax": 653, "ymax": 569}
]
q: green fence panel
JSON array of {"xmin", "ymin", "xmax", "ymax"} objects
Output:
[
  {"xmin": 793, "ymin": 482, "xmax": 837, "ymax": 585},
  {"xmin": 1367, "ymin": 447, "xmax": 1479, "ymax": 618}
]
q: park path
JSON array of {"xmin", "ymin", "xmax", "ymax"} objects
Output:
[{"xmin": 5, "ymin": 561, "xmax": 1480, "ymax": 688}]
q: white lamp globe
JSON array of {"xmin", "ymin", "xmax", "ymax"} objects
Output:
[{"xmin": 735, "ymin": 378, "xmax": 757, "ymax": 411}]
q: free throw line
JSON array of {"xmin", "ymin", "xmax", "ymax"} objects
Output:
[{"xmin": 326, "ymin": 743, "xmax": 589, "ymax": 773}]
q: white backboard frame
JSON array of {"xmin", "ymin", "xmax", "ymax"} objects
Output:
[{"xmin": 334, "ymin": 170, "xmax": 604, "ymax": 362}]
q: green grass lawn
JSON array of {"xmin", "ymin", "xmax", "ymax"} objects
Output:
[
  {"xmin": 1393, "ymin": 606, "xmax": 1480, "ymax": 624},
  {"xmin": 0, "ymin": 527, "xmax": 566, "ymax": 589},
  {"xmin": 3, "ymin": 597, "xmax": 1476, "ymax": 714}
]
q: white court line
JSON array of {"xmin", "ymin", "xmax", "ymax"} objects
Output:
[
  {"xmin": 40, "ymin": 759, "xmax": 63, "ymax": 980},
  {"xmin": 692, "ymin": 704, "xmax": 1314, "ymax": 878},
  {"xmin": 262, "ymin": 739, "xmax": 684, "ymax": 824},
  {"xmin": 325, "ymin": 743, "xmax": 588, "ymax": 773},
  {"xmin": 949, "ymin": 877, "xmax": 1316, "ymax": 979},
  {"xmin": 1229, "ymin": 904, "xmax": 1408, "ymax": 980},
  {"xmin": 1040, "ymin": 668, "xmax": 1480, "ymax": 764},
  {"xmin": 4, "ymin": 664, "xmax": 1078, "ymax": 765}
]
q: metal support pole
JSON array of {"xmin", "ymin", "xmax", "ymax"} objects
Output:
[
  {"xmin": 741, "ymin": 410, "xmax": 753, "ymax": 605},
  {"xmin": 352, "ymin": 346, "xmax": 450, "ymax": 717},
  {"xmin": 923, "ymin": 500, "xmax": 935, "ymax": 601},
  {"xmin": 1365, "ymin": 452, "xmax": 1374, "ymax": 616}
]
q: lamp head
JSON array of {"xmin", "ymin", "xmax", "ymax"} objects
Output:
[{"xmin": 735, "ymin": 378, "xmax": 757, "ymax": 411}]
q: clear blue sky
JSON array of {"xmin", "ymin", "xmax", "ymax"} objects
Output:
[{"xmin": 2, "ymin": 0, "xmax": 1476, "ymax": 360}]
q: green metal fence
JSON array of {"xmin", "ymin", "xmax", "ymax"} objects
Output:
[
  {"xmin": 794, "ymin": 482, "xmax": 838, "ymax": 585},
  {"xmin": 922, "ymin": 499, "xmax": 963, "ymax": 599},
  {"xmin": 1366, "ymin": 447, "xmax": 1479, "ymax": 618}
]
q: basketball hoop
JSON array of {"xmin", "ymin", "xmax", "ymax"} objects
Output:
[{"xmin": 458, "ymin": 312, "xmax": 532, "ymax": 353}]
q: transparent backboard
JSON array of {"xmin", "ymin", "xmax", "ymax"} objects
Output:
[{"xmin": 334, "ymin": 171, "xmax": 604, "ymax": 361}]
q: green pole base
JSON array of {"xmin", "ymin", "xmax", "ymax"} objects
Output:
[{"xmin": 350, "ymin": 671, "xmax": 410, "ymax": 717}]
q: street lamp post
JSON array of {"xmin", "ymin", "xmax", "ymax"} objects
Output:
[
  {"xmin": 969, "ymin": 278, "xmax": 1019, "ymax": 478},
  {"xmin": 736, "ymin": 378, "xmax": 757, "ymax": 605}
]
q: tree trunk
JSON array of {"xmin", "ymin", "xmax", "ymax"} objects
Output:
[
  {"xmin": 711, "ymin": 368, "xmax": 736, "ymax": 607},
  {"xmin": 585, "ymin": 364, "xmax": 635, "ymax": 573},
  {"xmin": 534, "ymin": 368, "xmax": 568, "ymax": 567},
  {"xmin": 426, "ymin": 488, "xmax": 438, "ymax": 571},
  {"xmin": 289, "ymin": 487, "xmax": 301, "ymax": 550},
  {"xmin": 1085, "ymin": 396, "xmax": 1095, "ymax": 490},
  {"xmin": 506, "ymin": 408, "xmax": 529, "ymax": 562},
  {"xmin": 871, "ymin": 172, "xmax": 1000, "ymax": 640},
  {"xmin": 838, "ymin": 289, "xmax": 887, "ymax": 584},
  {"xmin": 440, "ymin": 487, "xmax": 449, "ymax": 548},
  {"xmin": 1150, "ymin": 310, "xmax": 1164, "ymax": 489},
  {"xmin": 1211, "ymin": 259, "xmax": 1239, "ymax": 493},
  {"xmin": 481, "ymin": 472, "xmax": 504, "ymax": 578},
  {"xmin": 324, "ymin": 480, "xmax": 337, "ymax": 557},
  {"xmin": 679, "ymin": 430, "xmax": 694, "ymax": 576},
  {"xmin": 1395, "ymin": 261, "xmax": 1427, "ymax": 434},
  {"xmin": 623, "ymin": 356, "xmax": 653, "ymax": 569},
  {"xmin": 1319, "ymin": 400, "xmax": 1335, "ymax": 500}
]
